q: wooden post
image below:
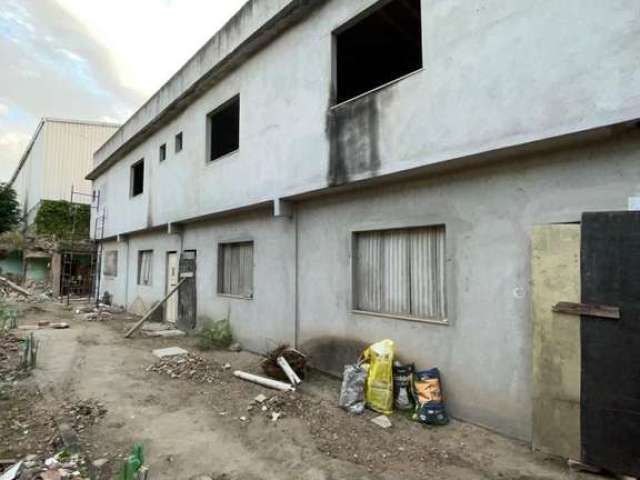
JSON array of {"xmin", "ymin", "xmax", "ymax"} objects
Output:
[{"xmin": 124, "ymin": 278, "xmax": 187, "ymax": 338}]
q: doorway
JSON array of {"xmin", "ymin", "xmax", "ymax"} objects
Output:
[{"xmin": 165, "ymin": 252, "xmax": 179, "ymax": 323}]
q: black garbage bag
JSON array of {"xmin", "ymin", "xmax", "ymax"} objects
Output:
[{"xmin": 413, "ymin": 368, "xmax": 449, "ymax": 426}]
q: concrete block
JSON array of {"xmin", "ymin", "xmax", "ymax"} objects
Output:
[{"xmin": 152, "ymin": 347, "xmax": 188, "ymax": 359}]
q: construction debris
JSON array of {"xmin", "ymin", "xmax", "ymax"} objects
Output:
[
  {"xmin": 147, "ymin": 353, "xmax": 221, "ymax": 384},
  {"xmin": 233, "ymin": 370, "xmax": 295, "ymax": 392},
  {"xmin": 61, "ymin": 399, "xmax": 107, "ymax": 432},
  {"xmin": 124, "ymin": 278, "xmax": 186, "ymax": 338},
  {"xmin": 18, "ymin": 322, "xmax": 69, "ymax": 330},
  {"xmin": 371, "ymin": 415, "xmax": 392, "ymax": 429},
  {"xmin": 276, "ymin": 356, "xmax": 302, "ymax": 386},
  {"xmin": 0, "ymin": 276, "xmax": 30, "ymax": 297},
  {"xmin": 0, "ymin": 449, "xmax": 91, "ymax": 480},
  {"xmin": 152, "ymin": 347, "xmax": 189, "ymax": 359},
  {"xmin": 261, "ymin": 345, "xmax": 306, "ymax": 383}
]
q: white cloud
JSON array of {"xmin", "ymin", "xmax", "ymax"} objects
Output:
[
  {"xmin": 53, "ymin": 0, "xmax": 247, "ymax": 96},
  {"xmin": 0, "ymin": 131, "xmax": 31, "ymax": 181}
]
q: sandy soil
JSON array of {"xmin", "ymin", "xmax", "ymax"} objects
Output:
[{"xmin": 5, "ymin": 300, "xmax": 595, "ymax": 480}]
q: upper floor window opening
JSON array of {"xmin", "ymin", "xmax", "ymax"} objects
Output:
[
  {"xmin": 159, "ymin": 143, "xmax": 167, "ymax": 161},
  {"xmin": 334, "ymin": 0, "xmax": 423, "ymax": 104},
  {"xmin": 175, "ymin": 132, "xmax": 183, "ymax": 153},
  {"xmin": 208, "ymin": 95, "xmax": 240, "ymax": 161},
  {"xmin": 130, "ymin": 159, "xmax": 144, "ymax": 197}
]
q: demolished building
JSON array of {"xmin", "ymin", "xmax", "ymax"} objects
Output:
[{"xmin": 87, "ymin": 0, "xmax": 640, "ymax": 447}]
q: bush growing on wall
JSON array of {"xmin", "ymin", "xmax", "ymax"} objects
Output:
[{"xmin": 34, "ymin": 200, "xmax": 90, "ymax": 239}]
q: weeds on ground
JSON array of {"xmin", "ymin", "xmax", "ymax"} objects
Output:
[
  {"xmin": 197, "ymin": 317, "xmax": 233, "ymax": 350},
  {"xmin": 0, "ymin": 300, "xmax": 17, "ymax": 331}
]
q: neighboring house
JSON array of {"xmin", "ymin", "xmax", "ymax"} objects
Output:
[
  {"xmin": 88, "ymin": 0, "xmax": 640, "ymax": 444},
  {"xmin": 6, "ymin": 118, "xmax": 118, "ymax": 291}
]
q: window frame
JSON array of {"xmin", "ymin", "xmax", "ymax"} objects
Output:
[
  {"xmin": 159, "ymin": 143, "xmax": 167, "ymax": 162},
  {"xmin": 175, "ymin": 132, "xmax": 183, "ymax": 153},
  {"xmin": 206, "ymin": 94, "xmax": 240, "ymax": 163},
  {"xmin": 137, "ymin": 250, "xmax": 153, "ymax": 286},
  {"xmin": 130, "ymin": 159, "xmax": 144, "ymax": 197},
  {"xmin": 351, "ymin": 224, "xmax": 448, "ymax": 325},
  {"xmin": 332, "ymin": 0, "xmax": 424, "ymax": 106},
  {"xmin": 217, "ymin": 240, "xmax": 254, "ymax": 300}
]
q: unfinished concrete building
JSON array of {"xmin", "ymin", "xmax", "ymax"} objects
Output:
[
  {"xmin": 6, "ymin": 118, "xmax": 119, "ymax": 294},
  {"xmin": 88, "ymin": 0, "xmax": 640, "ymax": 445}
]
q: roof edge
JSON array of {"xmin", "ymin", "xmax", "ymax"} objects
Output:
[
  {"xmin": 8, "ymin": 118, "xmax": 120, "ymax": 186},
  {"xmin": 88, "ymin": 0, "xmax": 328, "ymax": 181}
]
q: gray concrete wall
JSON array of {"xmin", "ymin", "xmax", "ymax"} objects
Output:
[
  {"xmin": 100, "ymin": 128, "xmax": 640, "ymax": 441},
  {"xmin": 295, "ymin": 128, "xmax": 640, "ymax": 441},
  {"xmin": 92, "ymin": 0, "xmax": 640, "ymax": 239},
  {"xmin": 102, "ymin": 209, "xmax": 296, "ymax": 354}
]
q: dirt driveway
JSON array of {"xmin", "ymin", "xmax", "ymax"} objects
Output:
[{"xmin": 12, "ymin": 301, "xmax": 589, "ymax": 480}]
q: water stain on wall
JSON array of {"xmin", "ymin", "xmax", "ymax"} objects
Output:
[
  {"xmin": 301, "ymin": 336, "xmax": 369, "ymax": 375},
  {"xmin": 327, "ymin": 93, "xmax": 382, "ymax": 186}
]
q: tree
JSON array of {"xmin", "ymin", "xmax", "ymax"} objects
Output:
[{"xmin": 0, "ymin": 183, "xmax": 21, "ymax": 234}]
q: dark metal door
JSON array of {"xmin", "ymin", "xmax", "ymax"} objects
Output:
[
  {"xmin": 581, "ymin": 211, "xmax": 640, "ymax": 476},
  {"xmin": 177, "ymin": 250, "xmax": 197, "ymax": 331}
]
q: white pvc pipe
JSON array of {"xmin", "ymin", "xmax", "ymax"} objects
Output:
[
  {"xmin": 276, "ymin": 356, "xmax": 302, "ymax": 385},
  {"xmin": 233, "ymin": 370, "xmax": 295, "ymax": 391}
]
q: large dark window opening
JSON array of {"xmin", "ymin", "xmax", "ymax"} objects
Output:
[
  {"xmin": 131, "ymin": 159, "xmax": 144, "ymax": 197},
  {"xmin": 335, "ymin": 0, "xmax": 422, "ymax": 104},
  {"xmin": 208, "ymin": 95, "xmax": 240, "ymax": 161}
]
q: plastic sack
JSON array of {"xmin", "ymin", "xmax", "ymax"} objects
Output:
[
  {"xmin": 413, "ymin": 368, "xmax": 449, "ymax": 425},
  {"xmin": 393, "ymin": 362, "xmax": 415, "ymax": 411},
  {"xmin": 338, "ymin": 363, "xmax": 367, "ymax": 414},
  {"xmin": 362, "ymin": 339, "xmax": 395, "ymax": 415}
]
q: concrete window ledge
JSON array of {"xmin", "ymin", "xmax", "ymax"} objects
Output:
[{"xmin": 351, "ymin": 309, "xmax": 448, "ymax": 326}]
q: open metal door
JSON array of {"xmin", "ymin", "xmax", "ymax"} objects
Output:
[
  {"xmin": 177, "ymin": 250, "xmax": 197, "ymax": 331},
  {"xmin": 581, "ymin": 211, "xmax": 640, "ymax": 476}
]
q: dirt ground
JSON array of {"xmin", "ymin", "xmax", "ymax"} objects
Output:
[{"xmin": 1, "ymin": 300, "xmax": 595, "ymax": 480}]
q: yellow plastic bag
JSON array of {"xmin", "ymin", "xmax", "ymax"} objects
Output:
[{"xmin": 362, "ymin": 339, "xmax": 395, "ymax": 415}]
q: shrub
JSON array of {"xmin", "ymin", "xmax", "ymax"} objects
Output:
[{"xmin": 197, "ymin": 317, "xmax": 233, "ymax": 350}]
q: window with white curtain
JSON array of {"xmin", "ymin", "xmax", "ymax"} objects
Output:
[
  {"xmin": 354, "ymin": 226, "xmax": 446, "ymax": 320},
  {"xmin": 137, "ymin": 250, "xmax": 153, "ymax": 286},
  {"xmin": 218, "ymin": 242, "xmax": 254, "ymax": 298}
]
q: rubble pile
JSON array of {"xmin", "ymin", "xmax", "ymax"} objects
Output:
[
  {"xmin": 147, "ymin": 353, "xmax": 223, "ymax": 384},
  {"xmin": 76, "ymin": 304, "xmax": 125, "ymax": 321},
  {"xmin": 61, "ymin": 399, "xmax": 108, "ymax": 432},
  {"xmin": 0, "ymin": 450, "xmax": 92, "ymax": 480},
  {"xmin": 0, "ymin": 332, "xmax": 27, "ymax": 381}
]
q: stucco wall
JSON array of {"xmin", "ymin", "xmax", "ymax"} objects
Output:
[
  {"xmin": 295, "ymin": 128, "xmax": 640, "ymax": 441},
  {"xmin": 102, "ymin": 209, "xmax": 296, "ymax": 353},
  {"xmin": 92, "ymin": 0, "xmax": 640, "ymax": 239}
]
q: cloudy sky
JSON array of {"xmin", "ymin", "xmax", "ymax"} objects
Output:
[{"xmin": 0, "ymin": 0, "xmax": 246, "ymax": 181}]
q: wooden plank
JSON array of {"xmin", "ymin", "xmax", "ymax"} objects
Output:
[
  {"xmin": 124, "ymin": 278, "xmax": 187, "ymax": 338},
  {"xmin": 552, "ymin": 301, "xmax": 619, "ymax": 319}
]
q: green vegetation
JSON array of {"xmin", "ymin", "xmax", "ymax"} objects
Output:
[
  {"xmin": 0, "ymin": 300, "xmax": 17, "ymax": 331},
  {"xmin": 0, "ymin": 183, "xmax": 20, "ymax": 234},
  {"xmin": 34, "ymin": 199, "xmax": 90, "ymax": 239},
  {"xmin": 197, "ymin": 317, "xmax": 233, "ymax": 350}
]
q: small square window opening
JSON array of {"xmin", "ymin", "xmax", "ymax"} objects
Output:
[{"xmin": 208, "ymin": 96, "xmax": 240, "ymax": 161}]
